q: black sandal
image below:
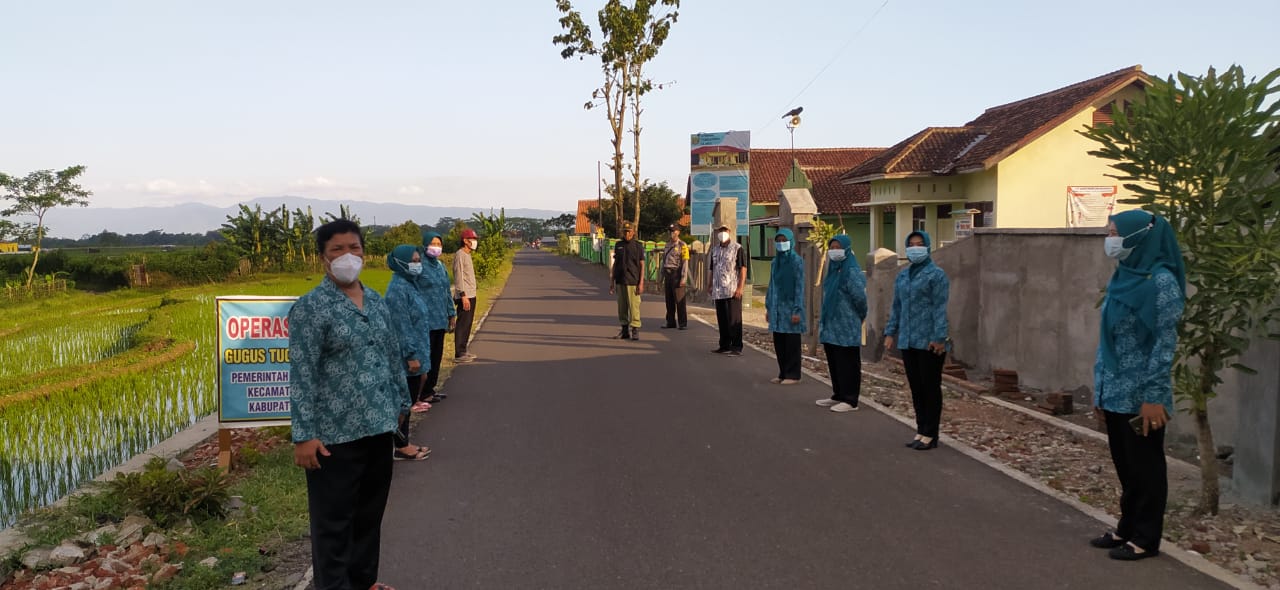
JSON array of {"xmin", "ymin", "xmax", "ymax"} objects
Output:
[{"xmin": 1089, "ymin": 531, "xmax": 1126, "ymax": 549}]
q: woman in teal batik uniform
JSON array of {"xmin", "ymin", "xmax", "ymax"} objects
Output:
[
  {"xmin": 766, "ymin": 228, "xmax": 806, "ymax": 385},
  {"xmin": 884, "ymin": 231, "xmax": 950, "ymax": 450},
  {"xmin": 815, "ymin": 234, "xmax": 868, "ymax": 413},
  {"xmin": 1088, "ymin": 209, "xmax": 1184, "ymax": 561}
]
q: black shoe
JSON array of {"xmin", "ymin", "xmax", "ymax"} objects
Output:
[
  {"xmin": 726, "ymin": 350, "xmax": 742, "ymax": 357},
  {"xmin": 678, "ymin": 325, "xmax": 688, "ymax": 330},
  {"xmin": 711, "ymin": 348, "xmax": 729, "ymax": 354},
  {"xmin": 1108, "ymin": 543, "xmax": 1158, "ymax": 561},
  {"xmin": 630, "ymin": 327, "xmax": 639, "ymax": 340},
  {"xmin": 660, "ymin": 324, "xmax": 676, "ymax": 329},
  {"xmin": 905, "ymin": 439, "xmax": 922, "ymax": 448},
  {"xmin": 614, "ymin": 327, "xmax": 631, "ymax": 340},
  {"xmin": 1090, "ymin": 531, "xmax": 1127, "ymax": 549},
  {"xmin": 910, "ymin": 439, "xmax": 938, "ymax": 450}
]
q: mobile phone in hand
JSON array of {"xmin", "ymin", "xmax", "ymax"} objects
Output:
[{"xmin": 1128, "ymin": 415, "xmax": 1146, "ymax": 436}]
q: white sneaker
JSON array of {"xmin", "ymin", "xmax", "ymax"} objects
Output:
[
  {"xmin": 779, "ymin": 379, "xmax": 800, "ymax": 385},
  {"xmin": 815, "ymin": 399, "xmax": 839, "ymax": 407},
  {"xmin": 830, "ymin": 402, "xmax": 859, "ymax": 413},
  {"xmin": 769, "ymin": 377, "xmax": 782, "ymax": 384}
]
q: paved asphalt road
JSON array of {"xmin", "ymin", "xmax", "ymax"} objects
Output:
[{"xmin": 378, "ymin": 250, "xmax": 1231, "ymax": 590}]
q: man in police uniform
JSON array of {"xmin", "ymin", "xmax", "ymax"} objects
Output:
[
  {"xmin": 609, "ymin": 221, "xmax": 645, "ymax": 340},
  {"xmin": 660, "ymin": 224, "xmax": 689, "ymax": 330}
]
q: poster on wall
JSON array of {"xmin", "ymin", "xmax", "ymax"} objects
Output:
[
  {"xmin": 690, "ymin": 131, "xmax": 750, "ymax": 236},
  {"xmin": 216, "ymin": 296, "xmax": 297, "ymax": 426},
  {"xmin": 1067, "ymin": 186, "xmax": 1118, "ymax": 228}
]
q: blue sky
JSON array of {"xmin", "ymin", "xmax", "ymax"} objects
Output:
[{"xmin": 2, "ymin": 0, "xmax": 1277, "ymax": 214}]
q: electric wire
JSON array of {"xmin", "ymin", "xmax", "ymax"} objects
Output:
[{"xmin": 757, "ymin": 0, "xmax": 892, "ymax": 131}]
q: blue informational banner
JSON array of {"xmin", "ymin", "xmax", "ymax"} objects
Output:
[
  {"xmin": 690, "ymin": 131, "xmax": 750, "ymax": 236},
  {"xmin": 216, "ymin": 296, "xmax": 297, "ymax": 425}
]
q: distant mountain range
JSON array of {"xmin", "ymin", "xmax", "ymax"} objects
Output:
[{"xmin": 42, "ymin": 196, "xmax": 569, "ymax": 239}]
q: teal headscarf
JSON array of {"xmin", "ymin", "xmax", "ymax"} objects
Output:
[
  {"xmin": 422, "ymin": 231, "xmax": 446, "ymax": 269},
  {"xmin": 386, "ymin": 244, "xmax": 420, "ymax": 282},
  {"xmin": 1099, "ymin": 209, "xmax": 1186, "ymax": 370},
  {"xmin": 771, "ymin": 228, "xmax": 800, "ymax": 294},
  {"xmin": 823, "ymin": 234, "xmax": 860, "ymax": 300}
]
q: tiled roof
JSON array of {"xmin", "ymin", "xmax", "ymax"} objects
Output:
[
  {"xmin": 750, "ymin": 148, "xmax": 884, "ymax": 214},
  {"xmin": 574, "ymin": 200, "xmax": 594, "ymax": 234},
  {"xmin": 841, "ymin": 66, "xmax": 1147, "ymax": 182}
]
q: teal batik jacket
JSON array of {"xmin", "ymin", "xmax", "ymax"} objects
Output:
[{"xmin": 288, "ymin": 277, "xmax": 410, "ymax": 445}]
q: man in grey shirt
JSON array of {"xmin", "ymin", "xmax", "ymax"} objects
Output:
[{"xmin": 452, "ymin": 228, "xmax": 479, "ymax": 363}]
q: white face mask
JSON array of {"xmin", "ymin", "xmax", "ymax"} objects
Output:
[
  {"xmin": 827, "ymin": 249, "xmax": 846, "ymax": 262},
  {"xmin": 466, "ymin": 239, "xmax": 478, "ymax": 250},
  {"xmin": 775, "ymin": 240, "xmax": 791, "ymax": 253},
  {"xmin": 328, "ymin": 252, "xmax": 363, "ymax": 285},
  {"xmin": 425, "ymin": 245, "xmax": 443, "ymax": 258},
  {"xmin": 1104, "ymin": 225, "xmax": 1149, "ymax": 260},
  {"xmin": 406, "ymin": 262, "xmax": 423, "ymax": 275},
  {"xmin": 905, "ymin": 246, "xmax": 929, "ymax": 264},
  {"xmin": 717, "ymin": 231, "xmax": 731, "ymax": 244}
]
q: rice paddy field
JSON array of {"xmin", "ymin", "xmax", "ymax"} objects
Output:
[{"xmin": 0, "ymin": 270, "xmax": 395, "ymax": 529}]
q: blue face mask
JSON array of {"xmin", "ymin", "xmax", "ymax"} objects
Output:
[
  {"xmin": 406, "ymin": 262, "xmax": 423, "ymax": 275},
  {"xmin": 905, "ymin": 246, "xmax": 929, "ymax": 264},
  {"xmin": 775, "ymin": 241, "xmax": 791, "ymax": 253}
]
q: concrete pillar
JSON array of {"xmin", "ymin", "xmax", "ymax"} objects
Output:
[
  {"xmin": 868, "ymin": 206, "xmax": 882, "ymax": 256},
  {"xmin": 894, "ymin": 205, "xmax": 914, "ymax": 253}
]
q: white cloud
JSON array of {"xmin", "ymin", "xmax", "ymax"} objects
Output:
[
  {"xmin": 290, "ymin": 176, "xmax": 337, "ymax": 189},
  {"xmin": 397, "ymin": 185, "xmax": 425, "ymax": 195}
]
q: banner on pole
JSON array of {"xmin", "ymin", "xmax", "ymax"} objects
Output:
[
  {"xmin": 690, "ymin": 131, "xmax": 750, "ymax": 236},
  {"xmin": 216, "ymin": 296, "xmax": 297, "ymax": 425}
]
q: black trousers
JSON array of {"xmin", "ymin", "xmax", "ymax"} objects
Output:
[
  {"xmin": 902, "ymin": 348, "xmax": 944, "ymax": 438},
  {"xmin": 454, "ymin": 297, "xmax": 477, "ymax": 357},
  {"xmin": 773, "ymin": 332, "xmax": 802, "ymax": 380},
  {"xmin": 714, "ymin": 297, "xmax": 742, "ymax": 352},
  {"xmin": 424, "ymin": 329, "xmax": 446, "ymax": 395},
  {"xmin": 305, "ymin": 432, "xmax": 394, "ymax": 590},
  {"xmin": 1104, "ymin": 410, "xmax": 1168, "ymax": 552},
  {"xmin": 663, "ymin": 269, "xmax": 688, "ymax": 327},
  {"xmin": 396, "ymin": 374, "xmax": 423, "ymax": 447},
  {"xmin": 823, "ymin": 343, "xmax": 862, "ymax": 405}
]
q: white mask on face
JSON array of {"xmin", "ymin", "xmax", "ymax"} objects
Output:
[
  {"xmin": 466, "ymin": 239, "xmax": 478, "ymax": 250},
  {"xmin": 426, "ymin": 245, "xmax": 443, "ymax": 258},
  {"xmin": 328, "ymin": 252, "xmax": 363, "ymax": 285},
  {"xmin": 1104, "ymin": 224, "xmax": 1151, "ymax": 260},
  {"xmin": 775, "ymin": 240, "xmax": 791, "ymax": 253},
  {"xmin": 718, "ymin": 231, "xmax": 731, "ymax": 244},
  {"xmin": 406, "ymin": 262, "xmax": 423, "ymax": 275},
  {"xmin": 905, "ymin": 246, "xmax": 929, "ymax": 264},
  {"xmin": 827, "ymin": 249, "xmax": 846, "ymax": 262}
]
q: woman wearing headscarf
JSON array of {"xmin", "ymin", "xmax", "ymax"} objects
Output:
[
  {"xmin": 816, "ymin": 234, "xmax": 868, "ymax": 413},
  {"xmin": 766, "ymin": 228, "xmax": 806, "ymax": 385},
  {"xmin": 1088, "ymin": 209, "xmax": 1184, "ymax": 561},
  {"xmin": 383, "ymin": 244, "xmax": 431, "ymax": 461},
  {"xmin": 884, "ymin": 231, "xmax": 950, "ymax": 450},
  {"xmin": 417, "ymin": 232, "xmax": 458, "ymax": 404}
]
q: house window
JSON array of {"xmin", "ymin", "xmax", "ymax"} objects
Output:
[
  {"xmin": 965, "ymin": 201, "xmax": 994, "ymax": 228},
  {"xmin": 938, "ymin": 204, "xmax": 953, "ymax": 219},
  {"xmin": 1093, "ymin": 102, "xmax": 1114, "ymax": 127}
]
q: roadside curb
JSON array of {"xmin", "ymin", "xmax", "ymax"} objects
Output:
[{"xmin": 698, "ymin": 316, "xmax": 1258, "ymax": 590}]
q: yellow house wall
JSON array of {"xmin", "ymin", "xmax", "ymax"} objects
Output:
[{"xmin": 992, "ymin": 91, "xmax": 1145, "ymax": 228}]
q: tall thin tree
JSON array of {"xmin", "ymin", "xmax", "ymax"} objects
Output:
[{"xmin": 0, "ymin": 166, "xmax": 92, "ymax": 288}]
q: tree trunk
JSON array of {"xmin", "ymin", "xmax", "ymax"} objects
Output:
[
  {"xmin": 25, "ymin": 215, "xmax": 45, "ymax": 289},
  {"xmin": 1194, "ymin": 406, "xmax": 1220, "ymax": 515},
  {"xmin": 1194, "ymin": 355, "xmax": 1220, "ymax": 515}
]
